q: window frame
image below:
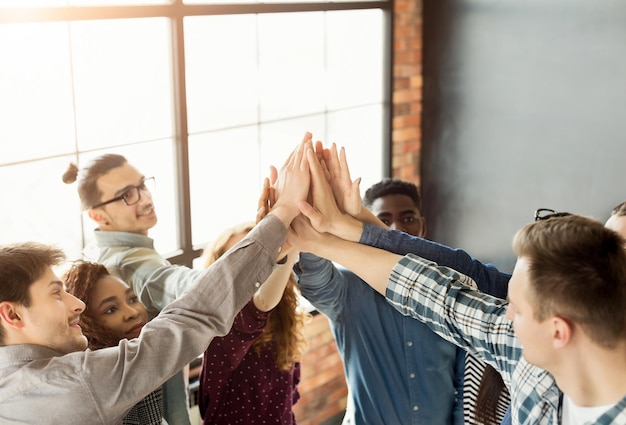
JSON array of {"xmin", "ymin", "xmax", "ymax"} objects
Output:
[{"xmin": 0, "ymin": 1, "xmax": 393, "ymax": 266}]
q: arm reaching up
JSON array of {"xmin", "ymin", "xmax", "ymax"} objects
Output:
[
  {"xmin": 269, "ymin": 132, "xmax": 313, "ymax": 228},
  {"xmin": 288, "ymin": 214, "xmax": 398, "ymax": 296}
]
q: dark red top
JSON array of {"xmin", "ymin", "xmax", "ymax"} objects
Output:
[{"xmin": 198, "ymin": 299, "xmax": 301, "ymax": 424}]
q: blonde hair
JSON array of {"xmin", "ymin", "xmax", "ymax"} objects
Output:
[{"xmin": 202, "ymin": 222, "xmax": 309, "ymax": 370}]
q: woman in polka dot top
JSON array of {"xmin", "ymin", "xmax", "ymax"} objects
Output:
[{"xmin": 197, "ymin": 222, "xmax": 308, "ymax": 424}]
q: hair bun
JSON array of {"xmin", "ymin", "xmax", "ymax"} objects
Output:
[{"xmin": 62, "ymin": 163, "xmax": 79, "ymax": 184}]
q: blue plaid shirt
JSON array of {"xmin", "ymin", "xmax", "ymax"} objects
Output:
[{"xmin": 385, "ymin": 254, "xmax": 626, "ymax": 425}]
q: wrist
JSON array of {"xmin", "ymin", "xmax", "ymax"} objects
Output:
[
  {"xmin": 331, "ymin": 214, "xmax": 364, "ymax": 242},
  {"xmin": 268, "ymin": 205, "xmax": 297, "ymax": 228}
]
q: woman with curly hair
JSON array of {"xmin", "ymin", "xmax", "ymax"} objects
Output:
[
  {"xmin": 197, "ymin": 221, "xmax": 309, "ymax": 424},
  {"xmin": 64, "ymin": 261, "xmax": 166, "ymax": 425}
]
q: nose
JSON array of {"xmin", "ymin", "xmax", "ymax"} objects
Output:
[
  {"xmin": 389, "ymin": 221, "xmax": 406, "ymax": 232},
  {"xmin": 67, "ymin": 292, "xmax": 86, "ymax": 314},
  {"xmin": 122, "ymin": 304, "xmax": 140, "ymax": 321}
]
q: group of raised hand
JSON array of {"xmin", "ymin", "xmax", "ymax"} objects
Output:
[{"xmin": 258, "ymin": 131, "xmax": 383, "ymax": 260}]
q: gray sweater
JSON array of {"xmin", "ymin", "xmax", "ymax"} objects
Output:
[{"xmin": 0, "ymin": 215, "xmax": 285, "ymax": 425}]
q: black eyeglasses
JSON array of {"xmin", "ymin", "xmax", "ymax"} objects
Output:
[
  {"xmin": 91, "ymin": 177, "xmax": 155, "ymax": 209},
  {"xmin": 534, "ymin": 208, "xmax": 572, "ymax": 221}
]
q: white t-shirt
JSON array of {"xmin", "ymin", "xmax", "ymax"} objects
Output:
[{"xmin": 561, "ymin": 394, "xmax": 614, "ymax": 425}]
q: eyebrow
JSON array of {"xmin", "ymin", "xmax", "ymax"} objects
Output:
[
  {"xmin": 49, "ymin": 280, "xmax": 64, "ymax": 289},
  {"xmin": 377, "ymin": 209, "xmax": 418, "ymax": 217},
  {"xmin": 98, "ymin": 288, "xmax": 134, "ymax": 308},
  {"xmin": 113, "ymin": 175, "xmax": 146, "ymax": 197}
]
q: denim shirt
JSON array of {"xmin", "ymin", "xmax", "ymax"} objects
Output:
[
  {"xmin": 360, "ymin": 223, "xmax": 513, "ymax": 425},
  {"xmin": 296, "ymin": 224, "xmax": 510, "ymax": 425},
  {"xmin": 297, "ymin": 253, "xmax": 463, "ymax": 425},
  {"xmin": 295, "ymin": 224, "xmax": 510, "ymax": 425}
]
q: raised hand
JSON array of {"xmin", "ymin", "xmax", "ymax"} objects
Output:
[
  {"xmin": 287, "ymin": 214, "xmax": 330, "ymax": 256},
  {"xmin": 269, "ymin": 132, "xmax": 313, "ymax": 227},
  {"xmin": 325, "ymin": 143, "xmax": 362, "ymax": 218},
  {"xmin": 297, "ymin": 147, "xmax": 364, "ymax": 242}
]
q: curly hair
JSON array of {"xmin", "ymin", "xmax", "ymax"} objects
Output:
[
  {"xmin": 363, "ymin": 178, "xmax": 422, "ymax": 210},
  {"xmin": 202, "ymin": 222, "xmax": 309, "ymax": 371},
  {"xmin": 63, "ymin": 261, "xmax": 123, "ymax": 350}
]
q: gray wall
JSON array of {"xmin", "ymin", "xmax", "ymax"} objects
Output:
[{"xmin": 421, "ymin": 0, "xmax": 626, "ymax": 272}]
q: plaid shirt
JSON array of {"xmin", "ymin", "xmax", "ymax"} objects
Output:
[{"xmin": 385, "ymin": 254, "xmax": 626, "ymax": 425}]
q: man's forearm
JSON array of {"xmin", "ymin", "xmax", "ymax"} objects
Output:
[{"xmin": 311, "ymin": 234, "xmax": 400, "ymax": 295}]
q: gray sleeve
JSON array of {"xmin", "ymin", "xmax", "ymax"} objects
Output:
[{"xmin": 80, "ymin": 215, "xmax": 286, "ymax": 422}]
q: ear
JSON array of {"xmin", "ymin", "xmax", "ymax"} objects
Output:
[
  {"xmin": 551, "ymin": 316, "xmax": 572, "ymax": 349},
  {"xmin": 88, "ymin": 208, "xmax": 110, "ymax": 227},
  {"xmin": 0, "ymin": 302, "xmax": 25, "ymax": 330}
]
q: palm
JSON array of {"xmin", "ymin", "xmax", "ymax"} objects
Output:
[{"xmin": 326, "ymin": 143, "xmax": 362, "ymax": 217}]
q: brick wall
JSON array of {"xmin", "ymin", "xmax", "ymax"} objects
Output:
[
  {"xmin": 392, "ymin": 0, "xmax": 424, "ymax": 184},
  {"xmin": 293, "ymin": 313, "xmax": 348, "ymax": 425},
  {"xmin": 293, "ymin": 1, "xmax": 424, "ymax": 423}
]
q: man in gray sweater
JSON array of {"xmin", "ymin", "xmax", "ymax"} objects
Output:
[{"xmin": 0, "ymin": 137, "xmax": 311, "ymax": 424}]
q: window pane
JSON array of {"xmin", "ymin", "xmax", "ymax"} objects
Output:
[
  {"xmin": 0, "ymin": 22, "xmax": 75, "ymax": 163},
  {"xmin": 78, "ymin": 139, "xmax": 179, "ymax": 257},
  {"xmin": 258, "ymin": 12, "xmax": 326, "ymax": 121},
  {"xmin": 0, "ymin": 0, "xmax": 169, "ymax": 5},
  {"xmin": 70, "ymin": 0, "xmax": 170, "ymax": 4},
  {"xmin": 0, "ymin": 156, "xmax": 84, "ymax": 261},
  {"xmin": 259, "ymin": 115, "xmax": 326, "ymax": 177},
  {"xmin": 327, "ymin": 9, "xmax": 385, "ymax": 108},
  {"xmin": 327, "ymin": 104, "xmax": 385, "ymax": 192},
  {"xmin": 189, "ymin": 127, "xmax": 261, "ymax": 247},
  {"xmin": 70, "ymin": 18, "xmax": 173, "ymax": 151},
  {"xmin": 184, "ymin": 15, "xmax": 259, "ymax": 133}
]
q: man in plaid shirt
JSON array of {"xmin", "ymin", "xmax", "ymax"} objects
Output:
[{"xmin": 289, "ymin": 147, "xmax": 626, "ymax": 424}]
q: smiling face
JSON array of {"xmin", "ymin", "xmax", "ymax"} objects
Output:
[
  {"xmin": 505, "ymin": 257, "xmax": 556, "ymax": 368},
  {"xmin": 88, "ymin": 275, "xmax": 148, "ymax": 341},
  {"xmin": 18, "ymin": 267, "xmax": 88, "ymax": 354},
  {"xmin": 89, "ymin": 163, "xmax": 157, "ymax": 236},
  {"xmin": 370, "ymin": 193, "xmax": 427, "ymax": 237}
]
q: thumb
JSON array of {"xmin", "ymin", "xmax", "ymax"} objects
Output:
[{"xmin": 298, "ymin": 200, "xmax": 328, "ymax": 233}]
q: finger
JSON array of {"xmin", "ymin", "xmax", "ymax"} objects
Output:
[
  {"xmin": 306, "ymin": 147, "xmax": 327, "ymax": 187},
  {"xmin": 327, "ymin": 143, "xmax": 341, "ymax": 179},
  {"xmin": 287, "ymin": 132, "xmax": 311, "ymax": 172},
  {"xmin": 256, "ymin": 177, "xmax": 270, "ymax": 223},
  {"xmin": 269, "ymin": 166, "xmax": 278, "ymax": 186},
  {"xmin": 315, "ymin": 140, "xmax": 324, "ymax": 162},
  {"xmin": 269, "ymin": 186, "xmax": 276, "ymax": 208},
  {"xmin": 339, "ymin": 146, "xmax": 353, "ymax": 181},
  {"xmin": 319, "ymin": 156, "xmax": 331, "ymax": 182},
  {"xmin": 298, "ymin": 200, "xmax": 321, "ymax": 224}
]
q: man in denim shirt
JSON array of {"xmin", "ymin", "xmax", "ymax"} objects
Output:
[{"xmin": 296, "ymin": 168, "xmax": 509, "ymax": 424}]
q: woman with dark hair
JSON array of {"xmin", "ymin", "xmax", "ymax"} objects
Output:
[{"xmin": 64, "ymin": 261, "xmax": 166, "ymax": 425}]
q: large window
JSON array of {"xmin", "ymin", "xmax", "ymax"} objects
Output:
[{"xmin": 0, "ymin": 1, "xmax": 391, "ymax": 266}]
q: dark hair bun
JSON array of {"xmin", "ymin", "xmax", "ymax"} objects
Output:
[{"xmin": 62, "ymin": 163, "xmax": 79, "ymax": 184}]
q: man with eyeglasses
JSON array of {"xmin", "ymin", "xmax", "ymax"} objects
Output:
[{"xmin": 63, "ymin": 154, "xmax": 210, "ymax": 424}]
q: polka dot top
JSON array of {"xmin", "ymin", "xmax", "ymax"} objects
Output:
[{"xmin": 197, "ymin": 299, "xmax": 301, "ymax": 424}]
